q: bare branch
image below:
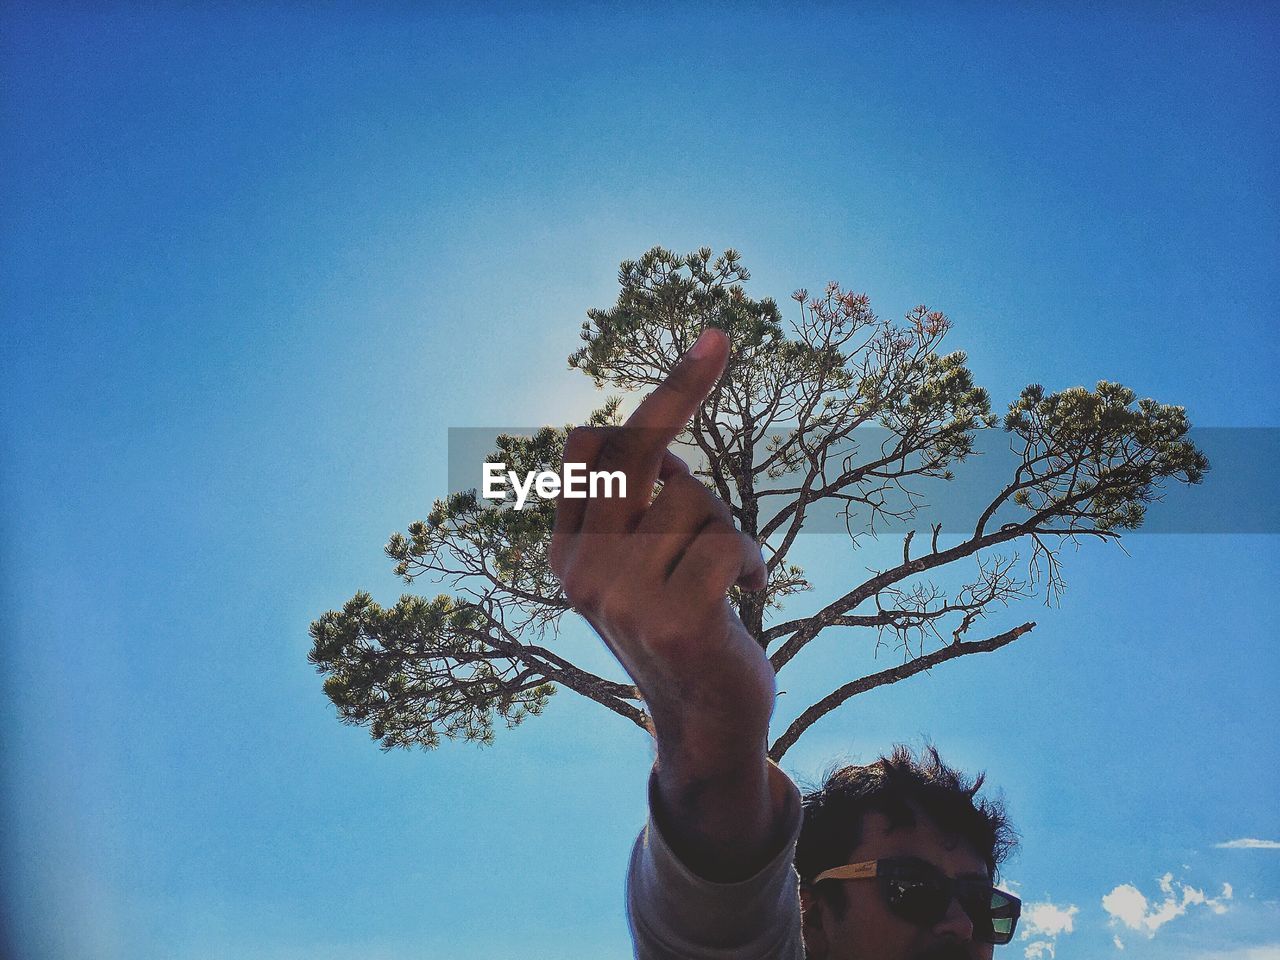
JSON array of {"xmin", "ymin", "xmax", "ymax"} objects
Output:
[{"xmin": 768, "ymin": 622, "xmax": 1036, "ymax": 760}]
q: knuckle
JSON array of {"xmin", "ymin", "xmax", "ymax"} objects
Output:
[
  {"xmin": 685, "ymin": 475, "xmax": 733, "ymax": 516},
  {"xmin": 646, "ymin": 473, "xmax": 693, "ymax": 518},
  {"xmin": 701, "ymin": 517, "xmax": 744, "ymax": 544},
  {"xmin": 709, "ymin": 491, "xmax": 734, "ymax": 522},
  {"xmin": 658, "ymin": 471, "xmax": 731, "ymax": 515},
  {"xmin": 562, "ymin": 426, "xmax": 602, "ymax": 461},
  {"xmin": 661, "ymin": 365, "xmax": 702, "ymax": 405},
  {"xmin": 679, "ymin": 522, "xmax": 742, "ymax": 595},
  {"xmin": 594, "ymin": 431, "xmax": 634, "ymax": 469},
  {"xmin": 557, "ymin": 568, "xmax": 596, "ymax": 608},
  {"xmin": 661, "ymin": 470, "xmax": 700, "ymax": 492}
]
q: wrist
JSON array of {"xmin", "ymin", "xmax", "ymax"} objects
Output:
[
  {"xmin": 652, "ymin": 711, "xmax": 770, "ymax": 776},
  {"xmin": 648, "ymin": 752, "xmax": 796, "ymax": 883}
]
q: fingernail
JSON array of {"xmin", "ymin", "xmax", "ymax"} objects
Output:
[{"xmin": 688, "ymin": 328, "xmax": 718, "ymax": 360}]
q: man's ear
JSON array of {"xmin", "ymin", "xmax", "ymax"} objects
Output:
[{"xmin": 799, "ymin": 883, "xmax": 829, "ymax": 959}]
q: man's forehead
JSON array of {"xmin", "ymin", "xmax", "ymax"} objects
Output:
[{"xmin": 849, "ymin": 808, "xmax": 990, "ymax": 879}]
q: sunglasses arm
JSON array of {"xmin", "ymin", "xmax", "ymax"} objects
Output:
[{"xmin": 812, "ymin": 860, "xmax": 879, "ymax": 884}]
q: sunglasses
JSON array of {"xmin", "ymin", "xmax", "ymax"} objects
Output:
[{"xmin": 813, "ymin": 856, "xmax": 1022, "ymax": 945}]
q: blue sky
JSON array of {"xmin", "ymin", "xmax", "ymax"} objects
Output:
[{"xmin": 2, "ymin": 3, "xmax": 1277, "ymax": 958}]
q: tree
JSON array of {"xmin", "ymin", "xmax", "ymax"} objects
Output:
[{"xmin": 308, "ymin": 246, "xmax": 1207, "ymax": 760}]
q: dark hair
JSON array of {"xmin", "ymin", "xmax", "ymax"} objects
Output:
[{"xmin": 795, "ymin": 745, "xmax": 1016, "ymax": 915}]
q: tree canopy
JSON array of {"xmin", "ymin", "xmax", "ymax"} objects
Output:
[{"xmin": 309, "ymin": 246, "xmax": 1207, "ymax": 760}]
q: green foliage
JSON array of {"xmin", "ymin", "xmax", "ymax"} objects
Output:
[
  {"xmin": 569, "ymin": 246, "xmax": 784, "ymax": 388},
  {"xmin": 308, "ymin": 591, "xmax": 555, "ymax": 751},
  {"xmin": 1002, "ymin": 381, "xmax": 1208, "ymax": 531},
  {"xmin": 309, "ymin": 245, "xmax": 1209, "ymax": 757}
]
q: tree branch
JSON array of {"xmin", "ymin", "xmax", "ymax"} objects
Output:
[{"xmin": 768, "ymin": 621, "xmax": 1036, "ymax": 760}]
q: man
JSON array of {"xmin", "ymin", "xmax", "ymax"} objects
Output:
[
  {"xmin": 550, "ymin": 328, "xmax": 1020, "ymax": 958},
  {"xmin": 791, "ymin": 748, "xmax": 1017, "ymax": 959}
]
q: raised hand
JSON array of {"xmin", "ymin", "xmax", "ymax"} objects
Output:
[{"xmin": 550, "ymin": 328, "xmax": 789, "ymax": 880}]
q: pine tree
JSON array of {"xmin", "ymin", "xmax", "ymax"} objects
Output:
[{"xmin": 308, "ymin": 246, "xmax": 1207, "ymax": 760}]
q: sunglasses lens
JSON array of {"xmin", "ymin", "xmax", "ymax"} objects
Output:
[
  {"xmin": 877, "ymin": 861, "xmax": 1021, "ymax": 946},
  {"xmin": 988, "ymin": 890, "xmax": 1020, "ymax": 945},
  {"xmin": 964, "ymin": 888, "xmax": 1019, "ymax": 945},
  {"xmin": 883, "ymin": 875, "xmax": 951, "ymax": 925}
]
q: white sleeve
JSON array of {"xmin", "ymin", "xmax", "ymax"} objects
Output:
[{"xmin": 625, "ymin": 762, "xmax": 805, "ymax": 960}]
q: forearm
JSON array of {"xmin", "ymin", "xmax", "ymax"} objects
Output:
[
  {"xmin": 651, "ymin": 720, "xmax": 794, "ymax": 882},
  {"xmin": 627, "ymin": 756, "xmax": 804, "ymax": 959}
]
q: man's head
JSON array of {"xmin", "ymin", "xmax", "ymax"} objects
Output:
[{"xmin": 795, "ymin": 746, "xmax": 1017, "ymax": 960}]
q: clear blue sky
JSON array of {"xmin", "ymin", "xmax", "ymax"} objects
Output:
[{"xmin": 2, "ymin": 4, "xmax": 1277, "ymax": 959}]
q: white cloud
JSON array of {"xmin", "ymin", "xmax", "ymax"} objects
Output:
[
  {"xmin": 1216, "ymin": 839, "xmax": 1280, "ymax": 850},
  {"xmin": 1023, "ymin": 902, "xmax": 1079, "ymax": 938},
  {"xmin": 1103, "ymin": 872, "xmax": 1233, "ymax": 946},
  {"xmin": 1113, "ymin": 935, "xmax": 1125, "ymax": 950},
  {"xmin": 1103, "ymin": 884, "xmax": 1151, "ymax": 931},
  {"xmin": 1021, "ymin": 900, "xmax": 1078, "ymax": 960}
]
